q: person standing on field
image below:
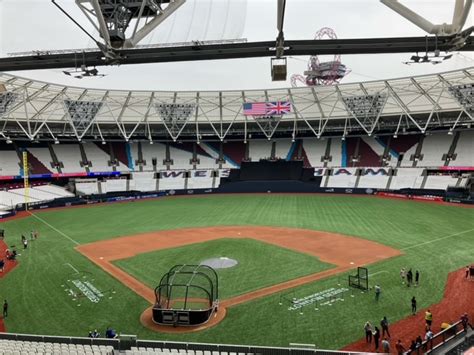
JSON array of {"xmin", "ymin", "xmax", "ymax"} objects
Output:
[
  {"xmin": 400, "ymin": 267, "xmax": 406, "ymax": 284},
  {"xmin": 373, "ymin": 326, "xmax": 381, "ymax": 351},
  {"xmin": 425, "ymin": 310, "xmax": 433, "ymax": 327},
  {"xmin": 380, "ymin": 316, "xmax": 390, "ymax": 338},
  {"xmin": 364, "ymin": 321, "xmax": 372, "ymax": 343},
  {"xmin": 411, "ymin": 296, "xmax": 417, "ymax": 315},
  {"xmin": 2, "ymin": 300, "xmax": 8, "ymax": 318},
  {"xmin": 415, "ymin": 270, "xmax": 420, "ymax": 286},
  {"xmin": 374, "ymin": 284, "xmax": 381, "ymax": 301}
]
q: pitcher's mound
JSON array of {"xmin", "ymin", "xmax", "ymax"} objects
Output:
[{"xmin": 200, "ymin": 257, "xmax": 238, "ymax": 269}]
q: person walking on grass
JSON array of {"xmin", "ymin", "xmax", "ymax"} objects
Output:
[
  {"xmin": 2, "ymin": 300, "xmax": 7, "ymax": 318},
  {"xmin": 364, "ymin": 321, "xmax": 373, "ymax": 344},
  {"xmin": 374, "ymin": 284, "xmax": 381, "ymax": 301},
  {"xmin": 381, "ymin": 316, "xmax": 390, "ymax": 338},
  {"xmin": 407, "ymin": 269, "xmax": 413, "ymax": 287},
  {"xmin": 411, "ymin": 296, "xmax": 417, "ymax": 315}
]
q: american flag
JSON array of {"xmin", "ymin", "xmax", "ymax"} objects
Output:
[{"xmin": 243, "ymin": 101, "xmax": 292, "ymax": 116}]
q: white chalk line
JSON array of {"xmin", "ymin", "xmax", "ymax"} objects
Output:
[
  {"xmin": 369, "ymin": 270, "xmax": 388, "ymax": 277},
  {"xmin": 28, "ymin": 212, "xmax": 80, "ymax": 246},
  {"xmin": 401, "ymin": 228, "xmax": 474, "ymax": 251},
  {"xmin": 64, "ymin": 263, "xmax": 80, "ymax": 274}
]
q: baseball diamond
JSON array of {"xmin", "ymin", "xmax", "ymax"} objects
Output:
[{"xmin": 0, "ymin": 2, "xmax": 474, "ymax": 355}]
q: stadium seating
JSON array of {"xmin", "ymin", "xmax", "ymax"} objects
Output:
[
  {"xmin": 389, "ymin": 168, "xmax": 424, "ymax": 190},
  {"xmin": 0, "ymin": 149, "xmax": 20, "ymax": 176},
  {"xmin": 302, "ymin": 138, "xmax": 326, "ymax": 167},
  {"xmin": 0, "ymin": 185, "xmax": 73, "ymax": 210},
  {"xmin": 0, "ymin": 339, "xmax": 114, "ymax": 354},
  {"xmin": 27, "ymin": 147, "xmax": 54, "ymax": 172},
  {"xmin": 52, "ymin": 144, "xmax": 85, "ymax": 173},
  {"xmin": 129, "ymin": 172, "xmax": 157, "ymax": 192},
  {"xmin": 419, "ymin": 134, "xmax": 453, "ymax": 167},
  {"xmin": 326, "ymin": 168, "xmax": 358, "ymax": 188},
  {"xmin": 82, "ymin": 143, "xmax": 113, "ymax": 172},
  {"xmin": 248, "ymin": 140, "xmax": 271, "ymax": 161},
  {"xmin": 135, "ymin": 142, "xmax": 166, "ymax": 171},
  {"xmin": 329, "ymin": 139, "xmax": 343, "ymax": 167},
  {"xmin": 75, "ymin": 180, "xmax": 100, "ymax": 195},
  {"xmin": 450, "ymin": 131, "xmax": 474, "ymax": 166}
]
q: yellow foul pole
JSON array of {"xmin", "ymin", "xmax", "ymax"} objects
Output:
[{"xmin": 22, "ymin": 150, "xmax": 29, "ymax": 210}]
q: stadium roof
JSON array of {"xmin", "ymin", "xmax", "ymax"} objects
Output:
[{"xmin": 0, "ymin": 67, "xmax": 472, "ymax": 142}]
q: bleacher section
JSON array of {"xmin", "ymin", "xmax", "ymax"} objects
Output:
[
  {"xmin": 420, "ymin": 134, "xmax": 454, "ymax": 167},
  {"xmin": 424, "ymin": 175, "xmax": 459, "ymax": 190},
  {"xmin": 0, "ymin": 339, "xmax": 114, "ymax": 355},
  {"xmin": 0, "ymin": 184, "xmax": 73, "ymax": 210},
  {"xmin": 329, "ymin": 139, "xmax": 343, "ymax": 167},
  {"xmin": 75, "ymin": 180, "xmax": 100, "ymax": 195},
  {"xmin": 0, "ymin": 146, "xmax": 20, "ymax": 176},
  {"xmin": 302, "ymin": 139, "xmax": 326, "ymax": 167},
  {"xmin": 358, "ymin": 172, "xmax": 389, "ymax": 189},
  {"xmin": 27, "ymin": 146, "xmax": 55, "ymax": 173},
  {"xmin": 326, "ymin": 168, "xmax": 358, "ymax": 188},
  {"xmin": 52, "ymin": 144, "xmax": 85, "ymax": 173},
  {"xmin": 159, "ymin": 172, "xmax": 186, "ymax": 191},
  {"xmin": 129, "ymin": 172, "xmax": 157, "ymax": 192},
  {"xmin": 451, "ymin": 131, "xmax": 474, "ymax": 166},
  {"xmin": 274, "ymin": 139, "xmax": 291, "ymax": 160},
  {"xmin": 82, "ymin": 143, "xmax": 113, "ymax": 172},
  {"xmin": 390, "ymin": 169, "xmax": 424, "ymax": 190},
  {"xmin": 248, "ymin": 140, "xmax": 271, "ymax": 161},
  {"xmin": 135, "ymin": 143, "xmax": 166, "ymax": 171}
]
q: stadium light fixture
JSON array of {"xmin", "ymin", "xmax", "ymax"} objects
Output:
[
  {"xmin": 5, "ymin": 137, "xmax": 12, "ymax": 144},
  {"xmin": 101, "ymin": 140, "xmax": 106, "ymax": 145}
]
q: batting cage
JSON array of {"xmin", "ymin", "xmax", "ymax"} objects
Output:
[
  {"xmin": 152, "ymin": 264, "xmax": 219, "ymax": 326},
  {"xmin": 348, "ymin": 267, "xmax": 369, "ymax": 290}
]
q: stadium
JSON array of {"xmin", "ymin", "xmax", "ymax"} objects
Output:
[{"xmin": 0, "ymin": 1, "xmax": 473, "ymax": 354}]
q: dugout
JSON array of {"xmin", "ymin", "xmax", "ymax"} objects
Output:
[{"xmin": 152, "ymin": 265, "xmax": 219, "ymax": 326}]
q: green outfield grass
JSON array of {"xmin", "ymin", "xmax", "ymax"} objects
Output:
[
  {"xmin": 113, "ymin": 238, "xmax": 333, "ymax": 299},
  {"xmin": 0, "ymin": 195, "xmax": 472, "ymax": 349}
]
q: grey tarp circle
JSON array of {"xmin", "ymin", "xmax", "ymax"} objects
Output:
[{"xmin": 200, "ymin": 257, "xmax": 238, "ymax": 269}]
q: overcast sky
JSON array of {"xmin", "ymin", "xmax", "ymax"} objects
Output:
[{"xmin": 1, "ymin": 0, "xmax": 473, "ymax": 91}]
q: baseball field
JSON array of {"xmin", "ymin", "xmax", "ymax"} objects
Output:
[{"xmin": 0, "ymin": 194, "xmax": 473, "ymax": 350}]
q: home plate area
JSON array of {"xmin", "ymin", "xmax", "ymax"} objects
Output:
[{"xmin": 62, "ymin": 271, "xmax": 116, "ymax": 306}]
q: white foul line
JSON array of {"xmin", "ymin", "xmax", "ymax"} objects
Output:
[
  {"xmin": 64, "ymin": 263, "xmax": 80, "ymax": 274},
  {"xmin": 401, "ymin": 228, "xmax": 474, "ymax": 251},
  {"xmin": 28, "ymin": 212, "xmax": 80, "ymax": 246}
]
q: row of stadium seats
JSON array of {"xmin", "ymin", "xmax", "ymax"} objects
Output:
[
  {"xmin": 0, "ymin": 132, "xmax": 472, "ymax": 176},
  {"xmin": 127, "ymin": 349, "xmax": 249, "ymax": 355},
  {"xmin": 0, "ymin": 185, "xmax": 74, "ymax": 210},
  {"xmin": 0, "ymin": 339, "xmax": 114, "ymax": 355}
]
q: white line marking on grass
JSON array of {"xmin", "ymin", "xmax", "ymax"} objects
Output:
[
  {"xmin": 28, "ymin": 212, "xmax": 80, "ymax": 246},
  {"xmin": 401, "ymin": 228, "xmax": 474, "ymax": 251},
  {"xmin": 64, "ymin": 263, "xmax": 80, "ymax": 274},
  {"xmin": 369, "ymin": 271, "xmax": 388, "ymax": 277}
]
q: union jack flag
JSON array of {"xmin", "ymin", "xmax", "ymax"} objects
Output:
[{"xmin": 243, "ymin": 101, "xmax": 292, "ymax": 116}]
